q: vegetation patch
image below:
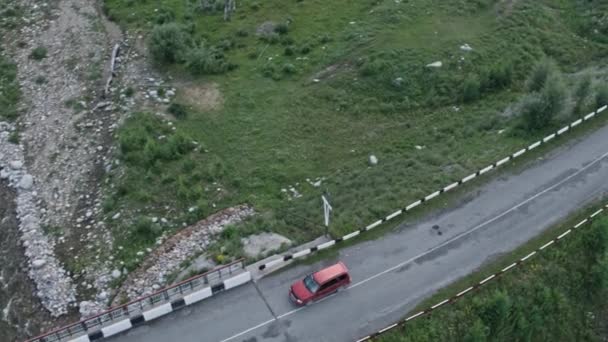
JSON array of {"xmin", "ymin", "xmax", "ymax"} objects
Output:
[
  {"xmin": 0, "ymin": 47, "xmax": 20, "ymax": 121},
  {"xmin": 102, "ymin": 0, "xmax": 608, "ymax": 267},
  {"xmin": 376, "ymin": 215, "xmax": 608, "ymax": 342}
]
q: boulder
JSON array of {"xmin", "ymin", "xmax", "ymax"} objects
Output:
[
  {"xmin": 369, "ymin": 155, "xmax": 378, "ymax": 165},
  {"xmin": 19, "ymin": 174, "xmax": 34, "ymax": 190}
]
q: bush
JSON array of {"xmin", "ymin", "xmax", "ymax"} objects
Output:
[
  {"xmin": 29, "ymin": 46, "xmax": 47, "ymax": 60},
  {"xmin": 284, "ymin": 46, "xmax": 295, "ymax": 56},
  {"xmin": 481, "ymin": 62, "xmax": 513, "ymax": 91},
  {"xmin": 236, "ymin": 28, "xmax": 248, "ymax": 37},
  {"xmin": 124, "ymin": 87, "xmax": 135, "ymax": 97},
  {"xmin": 596, "ymin": 84, "xmax": 608, "ymax": 109},
  {"xmin": 574, "ymin": 75, "xmax": 592, "ymax": 104},
  {"xmin": 185, "ymin": 45, "xmax": 231, "ymax": 75},
  {"xmin": 521, "ymin": 93, "xmax": 550, "ymax": 131},
  {"xmin": 573, "ymin": 75, "xmax": 592, "ymax": 114},
  {"xmin": 541, "ymin": 75, "xmax": 566, "ymax": 116},
  {"xmin": 359, "ymin": 58, "xmax": 388, "ymax": 77},
  {"xmin": 168, "ymin": 103, "xmax": 188, "ymax": 119},
  {"xmin": 274, "ymin": 23, "xmax": 289, "ymax": 35},
  {"xmin": 131, "ymin": 217, "xmax": 161, "ymax": 241},
  {"xmin": 462, "ymin": 76, "xmax": 481, "ymax": 103},
  {"xmin": 526, "ymin": 58, "xmax": 557, "ymax": 92},
  {"xmin": 149, "ymin": 23, "xmax": 191, "ymax": 64},
  {"xmin": 282, "ymin": 63, "xmax": 296, "ymax": 74},
  {"xmin": 299, "ymin": 43, "xmax": 311, "ymax": 54},
  {"xmin": 154, "ymin": 8, "xmax": 175, "ymax": 24}
]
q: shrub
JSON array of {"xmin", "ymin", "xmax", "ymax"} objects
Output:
[
  {"xmin": 574, "ymin": 75, "xmax": 592, "ymax": 104},
  {"xmin": 284, "ymin": 46, "xmax": 295, "ymax": 56},
  {"xmin": 274, "ymin": 23, "xmax": 289, "ymax": 35},
  {"xmin": 185, "ymin": 45, "xmax": 230, "ymax": 75},
  {"xmin": 282, "ymin": 63, "xmax": 296, "ymax": 74},
  {"xmin": 261, "ymin": 64, "xmax": 275, "ymax": 78},
  {"xmin": 154, "ymin": 8, "xmax": 175, "ymax": 24},
  {"xmin": 541, "ymin": 75, "xmax": 566, "ymax": 116},
  {"xmin": 34, "ymin": 75, "xmax": 46, "ymax": 85},
  {"xmin": 526, "ymin": 58, "xmax": 557, "ymax": 92},
  {"xmin": 462, "ymin": 76, "xmax": 481, "ymax": 103},
  {"xmin": 149, "ymin": 23, "xmax": 191, "ymax": 64},
  {"xmin": 299, "ymin": 43, "xmax": 311, "ymax": 54},
  {"xmin": 595, "ymin": 84, "xmax": 608, "ymax": 109},
  {"xmin": 573, "ymin": 75, "xmax": 592, "ymax": 114},
  {"xmin": 124, "ymin": 87, "xmax": 135, "ymax": 97},
  {"xmin": 359, "ymin": 58, "xmax": 388, "ymax": 77},
  {"xmin": 280, "ymin": 36, "xmax": 295, "ymax": 46},
  {"xmin": 131, "ymin": 217, "xmax": 161, "ymax": 241},
  {"xmin": 168, "ymin": 103, "xmax": 188, "ymax": 119},
  {"xmin": 521, "ymin": 93, "xmax": 550, "ymax": 131},
  {"xmin": 236, "ymin": 28, "xmax": 249, "ymax": 37},
  {"xmin": 29, "ymin": 46, "xmax": 47, "ymax": 60},
  {"xmin": 485, "ymin": 62, "xmax": 513, "ymax": 90},
  {"xmin": 8, "ymin": 131, "xmax": 19, "ymax": 144}
]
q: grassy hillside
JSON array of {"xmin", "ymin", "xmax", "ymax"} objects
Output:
[
  {"xmin": 101, "ymin": 0, "xmax": 608, "ymax": 266},
  {"xmin": 0, "ymin": 2, "xmax": 22, "ymax": 121},
  {"xmin": 376, "ymin": 214, "xmax": 608, "ymax": 342}
]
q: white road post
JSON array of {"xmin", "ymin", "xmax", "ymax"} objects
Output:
[{"xmin": 322, "ymin": 195, "xmax": 332, "ymax": 236}]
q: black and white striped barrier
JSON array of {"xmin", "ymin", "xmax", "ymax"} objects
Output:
[
  {"xmin": 258, "ymin": 105, "xmax": 608, "ymax": 271},
  {"xmin": 27, "ymin": 263, "xmax": 252, "ymax": 342},
  {"xmin": 355, "ymin": 203, "xmax": 608, "ymax": 341}
]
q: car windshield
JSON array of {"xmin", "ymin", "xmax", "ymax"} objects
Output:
[{"xmin": 303, "ymin": 274, "xmax": 319, "ymax": 293}]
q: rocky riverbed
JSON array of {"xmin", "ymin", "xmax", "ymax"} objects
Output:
[{"xmin": 0, "ymin": 180, "xmax": 54, "ymax": 342}]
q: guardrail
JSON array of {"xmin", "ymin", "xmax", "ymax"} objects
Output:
[{"xmin": 27, "ymin": 259, "xmax": 248, "ymax": 342}]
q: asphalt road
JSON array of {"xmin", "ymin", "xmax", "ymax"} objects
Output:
[{"xmin": 110, "ymin": 123, "xmax": 608, "ymax": 342}]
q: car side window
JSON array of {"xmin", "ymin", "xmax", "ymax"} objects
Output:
[
  {"xmin": 319, "ymin": 278, "xmax": 339, "ymax": 291},
  {"xmin": 337, "ymin": 274, "xmax": 346, "ymax": 282}
]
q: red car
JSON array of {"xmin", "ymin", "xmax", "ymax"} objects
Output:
[{"xmin": 289, "ymin": 261, "xmax": 351, "ymax": 306}]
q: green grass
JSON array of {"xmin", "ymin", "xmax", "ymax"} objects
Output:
[
  {"xmin": 101, "ymin": 0, "xmax": 608, "ymax": 268},
  {"xmin": 0, "ymin": 51, "xmax": 20, "ymax": 121},
  {"xmin": 375, "ymin": 206, "xmax": 608, "ymax": 342}
]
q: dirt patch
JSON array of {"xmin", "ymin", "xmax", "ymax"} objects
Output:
[{"xmin": 177, "ymin": 82, "xmax": 223, "ymax": 112}]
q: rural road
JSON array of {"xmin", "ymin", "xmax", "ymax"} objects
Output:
[{"xmin": 110, "ymin": 123, "xmax": 608, "ymax": 342}]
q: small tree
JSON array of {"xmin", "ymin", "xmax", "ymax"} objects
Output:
[
  {"xmin": 521, "ymin": 93, "xmax": 549, "ymax": 131},
  {"xmin": 462, "ymin": 76, "xmax": 481, "ymax": 103},
  {"xmin": 541, "ymin": 75, "xmax": 566, "ymax": 116},
  {"xmin": 527, "ymin": 58, "xmax": 557, "ymax": 92},
  {"xmin": 149, "ymin": 23, "xmax": 191, "ymax": 64}
]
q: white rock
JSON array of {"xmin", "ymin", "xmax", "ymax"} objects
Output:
[
  {"xmin": 460, "ymin": 43, "xmax": 473, "ymax": 51},
  {"xmin": 32, "ymin": 259, "xmax": 46, "ymax": 269},
  {"xmin": 151, "ymin": 217, "xmax": 158, "ymax": 223},
  {"xmin": 426, "ymin": 61, "xmax": 443, "ymax": 68},
  {"xmin": 0, "ymin": 169, "xmax": 9, "ymax": 179},
  {"xmin": 9, "ymin": 160, "xmax": 23, "ymax": 170},
  {"xmin": 112, "ymin": 213, "xmax": 121, "ymax": 220},
  {"xmin": 369, "ymin": 155, "xmax": 378, "ymax": 165},
  {"xmin": 97, "ymin": 291, "xmax": 108, "ymax": 301},
  {"xmin": 111, "ymin": 269, "xmax": 121, "ymax": 279}
]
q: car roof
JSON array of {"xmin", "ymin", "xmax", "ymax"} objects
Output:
[{"xmin": 313, "ymin": 262, "xmax": 348, "ymax": 284}]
